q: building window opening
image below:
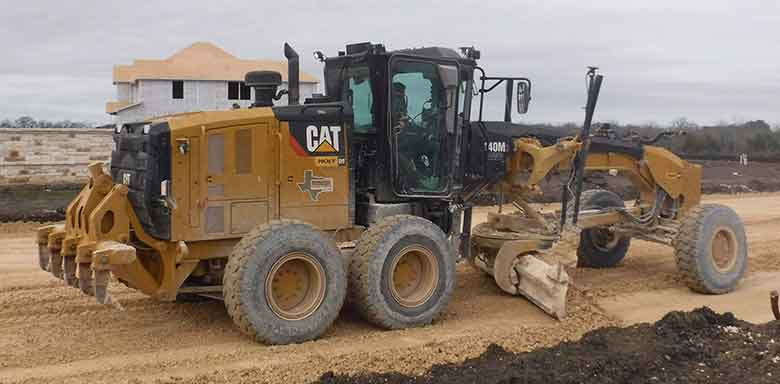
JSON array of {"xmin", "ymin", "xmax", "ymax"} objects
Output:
[
  {"xmin": 172, "ymin": 80, "xmax": 184, "ymax": 99},
  {"xmin": 228, "ymin": 81, "xmax": 252, "ymax": 100}
]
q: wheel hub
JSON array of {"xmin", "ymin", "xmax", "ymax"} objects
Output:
[
  {"xmin": 388, "ymin": 245, "xmax": 438, "ymax": 308},
  {"xmin": 265, "ymin": 252, "xmax": 325, "ymax": 321},
  {"xmin": 711, "ymin": 227, "xmax": 738, "ymax": 273},
  {"xmin": 591, "ymin": 228, "xmax": 619, "ymax": 251}
]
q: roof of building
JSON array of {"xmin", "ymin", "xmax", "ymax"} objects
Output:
[{"xmin": 112, "ymin": 42, "xmax": 318, "ymax": 84}]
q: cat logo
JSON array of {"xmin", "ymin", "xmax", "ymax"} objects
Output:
[{"xmin": 306, "ymin": 125, "xmax": 341, "ymax": 154}]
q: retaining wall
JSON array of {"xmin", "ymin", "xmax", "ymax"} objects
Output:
[{"xmin": 0, "ymin": 128, "xmax": 113, "ymax": 185}]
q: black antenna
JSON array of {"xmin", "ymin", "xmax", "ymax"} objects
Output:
[{"xmin": 560, "ymin": 67, "xmax": 604, "ymax": 228}]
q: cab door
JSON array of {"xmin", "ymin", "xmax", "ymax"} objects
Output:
[{"xmin": 389, "ymin": 57, "xmax": 459, "ymax": 197}]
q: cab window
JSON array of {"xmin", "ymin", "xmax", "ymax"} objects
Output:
[
  {"xmin": 344, "ymin": 66, "xmax": 374, "ymax": 134},
  {"xmin": 390, "ymin": 60, "xmax": 449, "ymax": 194}
]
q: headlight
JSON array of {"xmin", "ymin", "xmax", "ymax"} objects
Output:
[
  {"xmin": 142, "ymin": 124, "xmax": 151, "ymax": 135},
  {"xmin": 115, "ymin": 123, "xmax": 123, "ymax": 134}
]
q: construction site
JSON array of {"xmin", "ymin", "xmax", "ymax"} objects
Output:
[
  {"xmin": 2, "ymin": 2, "xmax": 780, "ymax": 382},
  {"xmin": 0, "ymin": 192, "xmax": 778, "ymax": 383},
  {"xmin": 0, "ymin": 42, "xmax": 778, "ymax": 383}
]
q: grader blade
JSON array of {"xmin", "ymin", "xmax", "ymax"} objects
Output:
[
  {"xmin": 487, "ymin": 238, "xmax": 570, "ymax": 319},
  {"xmin": 513, "ymin": 256, "xmax": 568, "ymax": 319},
  {"xmin": 493, "ymin": 249, "xmax": 569, "ymax": 319},
  {"xmin": 472, "ymin": 222, "xmax": 580, "ymax": 319}
]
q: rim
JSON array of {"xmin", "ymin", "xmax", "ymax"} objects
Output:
[
  {"xmin": 264, "ymin": 252, "xmax": 326, "ymax": 321},
  {"xmin": 710, "ymin": 226, "xmax": 738, "ymax": 273},
  {"xmin": 591, "ymin": 228, "xmax": 620, "ymax": 252},
  {"xmin": 388, "ymin": 245, "xmax": 439, "ymax": 308}
]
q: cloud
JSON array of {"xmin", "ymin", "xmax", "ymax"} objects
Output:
[{"xmin": 1, "ymin": 0, "xmax": 779, "ymax": 125}]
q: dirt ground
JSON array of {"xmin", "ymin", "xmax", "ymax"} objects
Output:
[{"xmin": 0, "ymin": 193, "xmax": 778, "ymax": 383}]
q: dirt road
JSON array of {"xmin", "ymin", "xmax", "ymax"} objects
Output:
[{"xmin": 0, "ymin": 193, "xmax": 778, "ymax": 383}]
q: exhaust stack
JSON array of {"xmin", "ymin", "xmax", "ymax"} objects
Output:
[
  {"xmin": 245, "ymin": 71, "xmax": 282, "ymax": 108},
  {"xmin": 284, "ymin": 42, "xmax": 300, "ymax": 105}
]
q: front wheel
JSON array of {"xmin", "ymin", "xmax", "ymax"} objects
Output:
[
  {"xmin": 223, "ymin": 220, "xmax": 346, "ymax": 344},
  {"xmin": 674, "ymin": 204, "xmax": 747, "ymax": 294},
  {"xmin": 349, "ymin": 215, "xmax": 456, "ymax": 329},
  {"xmin": 573, "ymin": 189, "xmax": 631, "ymax": 268}
]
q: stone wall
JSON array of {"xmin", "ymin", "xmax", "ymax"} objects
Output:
[{"xmin": 0, "ymin": 128, "xmax": 113, "ymax": 185}]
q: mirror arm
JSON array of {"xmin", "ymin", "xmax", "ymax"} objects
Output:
[{"xmin": 504, "ymin": 79, "xmax": 514, "ymax": 122}]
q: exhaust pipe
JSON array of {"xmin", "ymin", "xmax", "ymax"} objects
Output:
[{"xmin": 284, "ymin": 42, "xmax": 300, "ymax": 105}]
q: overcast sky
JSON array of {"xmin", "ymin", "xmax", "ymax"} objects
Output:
[{"xmin": 1, "ymin": 0, "xmax": 779, "ymax": 126}]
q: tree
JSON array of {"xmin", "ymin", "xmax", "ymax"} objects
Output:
[
  {"xmin": 670, "ymin": 117, "xmax": 698, "ymax": 131},
  {"xmin": 743, "ymin": 120, "xmax": 771, "ymax": 132},
  {"xmin": 0, "ymin": 116, "xmax": 92, "ymax": 128},
  {"xmin": 14, "ymin": 116, "xmax": 36, "ymax": 128},
  {"xmin": 747, "ymin": 132, "xmax": 780, "ymax": 153}
]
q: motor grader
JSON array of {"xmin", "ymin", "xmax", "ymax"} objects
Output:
[{"xmin": 36, "ymin": 42, "xmax": 747, "ymax": 344}]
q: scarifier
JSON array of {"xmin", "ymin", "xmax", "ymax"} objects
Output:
[{"xmin": 36, "ymin": 42, "xmax": 748, "ymax": 344}]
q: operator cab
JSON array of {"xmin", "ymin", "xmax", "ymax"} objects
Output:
[
  {"xmin": 271, "ymin": 42, "xmax": 532, "ymax": 237},
  {"xmin": 317, "ymin": 43, "xmax": 529, "ymax": 214}
]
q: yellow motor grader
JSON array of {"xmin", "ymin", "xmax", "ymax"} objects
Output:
[{"xmin": 37, "ymin": 42, "xmax": 747, "ymax": 344}]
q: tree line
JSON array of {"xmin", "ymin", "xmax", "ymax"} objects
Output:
[
  {"xmin": 3, "ymin": 114, "xmax": 780, "ymax": 158},
  {"xmin": 520, "ymin": 118, "xmax": 780, "ymax": 159},
  {"xmin": 0, "ymin": 116, "xmax": 93, "ymax": 129}
]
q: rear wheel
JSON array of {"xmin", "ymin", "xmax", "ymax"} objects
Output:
[
  {"xmin": 223, "ymin": 220, "xmax": 346, "ymax": 344},
  {"xmin": 349, "ymin": 215, "xmax": 456, "ymax": 329},
  {"xmin": 674, "ymin": 204, "xmax": 747, "ymax": 294},
  {"xmin": 573, "ymin": 189, "xmax": 631, "ymax": 268}
]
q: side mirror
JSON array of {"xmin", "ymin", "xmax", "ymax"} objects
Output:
[{"xmin": 517, "ymin": 81, "xmax": 531, "ymax": 114}]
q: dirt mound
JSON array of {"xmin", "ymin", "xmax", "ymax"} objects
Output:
[{"xmin": 320, "ymin": 307, "xmax": 780, "ymax": 384}]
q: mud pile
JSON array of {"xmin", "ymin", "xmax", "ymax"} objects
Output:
[
  {"xmin": 0, "ymin": 184, "xmax": 79, "ymax": 222},
  {"xmin": 320, "ymin": 307, "xmax": 780, "ymax": 384}
]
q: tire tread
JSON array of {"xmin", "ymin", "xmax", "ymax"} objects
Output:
[{"xmin": 349, "ymin": 215, "xmax": 454, "ymax": 329}]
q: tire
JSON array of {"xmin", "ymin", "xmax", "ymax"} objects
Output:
[
  {"xmin": 674, "ymin": 204, "xmax": 747, "ymax": 294},
  {"xmin": 573, "ymin": 189, "xmax": 631, "ymax": 268},
  {"xmin": 349, "ymin": 215, "xmax": 456, "ymax": 329},
  {"xmin": 223, "ymin": 220, "xmax": 346, "ymax": 344}
]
